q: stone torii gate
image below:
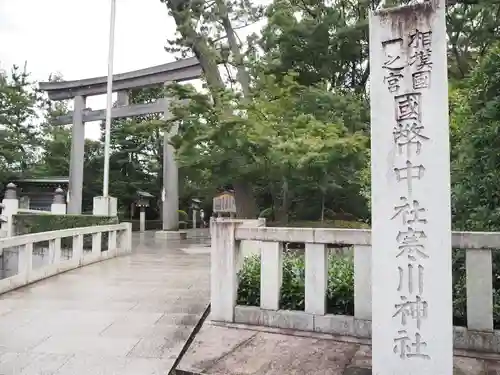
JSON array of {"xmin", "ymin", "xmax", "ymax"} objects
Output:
[{"xmin": 39, "ymin": 57, "xmax": 201, "ymax": 234}]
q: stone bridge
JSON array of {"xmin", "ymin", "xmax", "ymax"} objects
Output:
[
  {"xmin": 0, "ymin": 228, "xmax": 210, "ymax": 374},
  {"xmin": 4, "ymin": 220, "xmax": 500, "ymax": 374}
]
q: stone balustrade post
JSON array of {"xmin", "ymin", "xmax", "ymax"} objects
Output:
[
  {"xmin": 1, "ymin": 183, "xmax": 19, "ymax": 237},
  {"xmin": 51, "ymin": 188, "xmax": 67, "ymax": 215},
  {"xmin": 211, "ymin": 218, "xmax": 239, "ymax": 322}
]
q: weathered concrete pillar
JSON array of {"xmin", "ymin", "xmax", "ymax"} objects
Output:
[
  {"xmin": 211, "ymin": 218, "xmax": 239, "ymax": 322},
  {"xmin": 51, "ymin": 188, "xmax": 67, "ymax": 214},
  {"xmin": 19, "ymin": 196, "xmax": 30, "ymax": 209},
  {"xmin": 93, "ymin": 196, "xmax": 117, "ymax": 217},
  {"xmin": 68, "ymin": 95, "xmax": 86, "ymax": 214},
  {"xmin": 1, "ymin": 183, "xmax": 19, "ymax": 237},
  {"xmin": 156, "ymin": 95, "xmax": 188, "ymax": 240},
  {"xmin": 139, "ymin": 207, "xmax": 146, "ymax": 232},
  {"xmin": 117, "ymin": 90, "xmax": 129, "ymax": 106},
  {"xmin": 192, "ymin": 208, "xmax": 197, "ymax": 229},
  {"xmin": 370, "ymin": 1, "xmax": 452, "ymax": 373},
  {"xmin": 162, "ymin": 99, "xmax": 179, "ymax": 231}
]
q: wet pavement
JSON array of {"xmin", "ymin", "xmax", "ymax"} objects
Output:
[
  {"xmin": 178, "ymin": 322, "xmax": 500, "ymax": 375},
  {"xmin": 0, "ymin": 232, "xmax": 210, "ymax": 374}
]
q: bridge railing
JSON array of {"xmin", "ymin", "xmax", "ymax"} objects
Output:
[
  {"xmin": 0, "ymin": 222, "xmax": 132, "ymax": 294},
  {"xmin": 211, "ymin": 218, "xmax": 500, "ymax": 353}
]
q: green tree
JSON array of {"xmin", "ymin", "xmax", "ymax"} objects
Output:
[
  {"xmin": 0, "ymin": 63, "xmax": 42, "ymax": 178},
  {"xmin": 161, "ymin": 0, "xmax": 265, "ymax": 217},
  {"xmin": 169, "ymin": 73, "xmax": 369, "ymax": 223},
  {"xmin": 261, "ymin": 0, "xmax": 500, "ymax": 92},
  {"xmin": 451, "ymin": 42, "xmax": 500, "ymax": 231}
]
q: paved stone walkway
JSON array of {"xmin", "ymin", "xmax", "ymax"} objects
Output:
[
  {"xmin": 178, "ymin": 323, "xmax": 500, "ymax": 374},
  {"xmin": 0, "ymin": 232, "xmax": 210, "ymax": 374}
]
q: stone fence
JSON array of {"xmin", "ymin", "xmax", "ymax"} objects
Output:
[
  {"xmin": 0, "ymin": 222, "xmax": 132, "ymax": 294},
  {"xmin": 210, "ymin": 218, "xmax": 500, "ymax": 353},
  {"xmin": 0, "ymin": 183, "xmax": 67, "ymax": 238}
]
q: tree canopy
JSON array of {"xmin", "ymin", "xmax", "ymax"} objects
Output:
[{"xmin": 1, "ymin": 0, "xmax": 499, "ymax": 229}]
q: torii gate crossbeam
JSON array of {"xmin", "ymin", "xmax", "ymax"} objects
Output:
[{"xmin": 39, "ymin": 57, "xmax": 202, "ymax": 233}]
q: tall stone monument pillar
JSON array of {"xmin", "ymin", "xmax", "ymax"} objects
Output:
[
  {"xmin": 161, "ymin": 92, "xmax": 180, "ymax": 232},
  {"xmin": 68, "ymin": 95, "xmax": 86, "ymax": 214},
  {"xmin": 369, "ymin": 1, "xmax": 452, "ymax": 374},
  {"xmin": 155, "ymin": 96, "xmax": 188, "ymax": 240},
  {"xmin": 162, "ymin": 120, "xmax": 179, "ymax": 231}
]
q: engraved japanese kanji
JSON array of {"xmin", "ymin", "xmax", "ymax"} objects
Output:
[
  {"xmin": 393, "ymin": 330, "xmax": 430, "ymax": 360},
  {"xmin": 393, "ymin": 122, "xmax": 429, "ymax": 157},
  {"xmin": 393, "ymin": 295, "xmax": 428, "ymax": 329},
  {"xmin": 391, "ymin": 197, "xmax": 427, "ymax": 226},
  {"xmin": 397, "ymin": 263, "xmax": 425, "ymax": 295},
  {"xmin": 396, "ymin": 227, "xmax": 428, "ymax": 261},
  {"xmin": 394, "ymin": 161, "xmax": 425, "ymax": 195},
  {"xmin": 382, "ymin": 37, "xmax": 405, "ymax": 93}
]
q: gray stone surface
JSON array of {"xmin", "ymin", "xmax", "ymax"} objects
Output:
[
  {"xmin": 177, "ymin": 323, "xmax": 500, "ymax": 375},
  {"xmin": 0, "ymin": 232, "xmax": 210, "ymax": 374}
]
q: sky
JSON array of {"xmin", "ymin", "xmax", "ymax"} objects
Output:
[{"xmin": 0, "ymin": 0, "xmax": 184, "ymax": 140}]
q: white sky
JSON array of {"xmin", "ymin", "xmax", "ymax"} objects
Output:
[{"xmin": 0, "ymin": 0, "xmax": 186, "ymax": 140}]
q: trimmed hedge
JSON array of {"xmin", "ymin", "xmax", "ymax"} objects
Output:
[
  {"xmin": 237, "ymin": 251, "xmax": 500, "ymax": 328},
  {"xmin": 14, "ymin": 213, "xmax": 118, "ymax": 235},
  {"xmin": 13, "ymin": 213, "xmax": 119, "ymax": 251}
]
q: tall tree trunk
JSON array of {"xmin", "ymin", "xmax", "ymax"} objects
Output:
[
  {"xmin": 321, "ymin": 192, "xmax": 325, "ymax": 222},
  {"xmin": 164, "ymin": 0, "xmax": 257, "ymax": 218},
  {"xmin": 233, "ymin": 181, "xmax": 257, "ymax": 218},
  {"xmin": 167, "ymin": 0, "xmax": 225, "ymax": 98},
  {"xmin": 274, "ymin": 177, "xmax": 289, "ymax": 224},
  {"xmin": 217, "ymin": 1, "xmax": 251, "ymax": 97}
]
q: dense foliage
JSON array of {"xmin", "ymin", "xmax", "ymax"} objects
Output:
[
  {"xmin": 0, "ymin": 0, "xmax": 499, "ymax": 231},
  {"xmin": 14, "ymin": 213, "xmax": 118, "ymax": 235},
  {"xmin": 237, "ymin": 251, "xmax": 500, "ymax": 328}
]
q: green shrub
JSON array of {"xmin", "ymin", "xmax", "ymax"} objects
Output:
[
  {"xmin": 13, "ymin": 213, "xmax": 119, "ymax": 251},
  {"xmin": 178, "ymin": 210, "xmax": 189, "ymax": 229},
  {"xmin": 237, "ymin": 251, "xmax": 500, "ymax": 327},
  {"xmin": 259, "ymin": 207, "xmax": 273, "ymax": 219},
  {"xmin": 178, "ymin": 210, "xmax": 188, "ymax": 222},
  {"xmin": 238, "ymin": 252, "xmax": 354, "ymax": 315},
  {"xmin": 13, "ymin": 213, "xmax": 118, "ymax": 235}
]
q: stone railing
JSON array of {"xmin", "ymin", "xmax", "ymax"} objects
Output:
[
  {"xmin": 210, "ymin": 218, "xmax": 500, "ymax": 353},
  {"xmin": 17, "ymin": 208, "xmax": 49, "ymax": 214},
  {"xmin": 0, "ymin": 223, "xmax": 132, "ymax": 294},
  {"xmin": 0, "ymin": 184, "xmax": 67, "ymax": 238}
]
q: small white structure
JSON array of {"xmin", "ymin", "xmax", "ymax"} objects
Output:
[
  {"xmin": 93, "ymin": 196, "xmax": 117, "ymax": 217},
  {"xmin": 1, "ymin": 183, "xmax": 19, "ymax": 238},
  {"xmin": 369, "ymin": 0, "xmax": 452, "ymax": 373},
  {"xmin": 51, "ymin": 188, "xmax": 67, "ymax": 214}
]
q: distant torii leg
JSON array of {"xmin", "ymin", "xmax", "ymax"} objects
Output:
[
  {"xmin": 68, "ymin": 95, "xmax": 86, "ymax": 214},
  {"xmin": 162, "ymin": 112, "xmax": 179, "ymax": 231}
]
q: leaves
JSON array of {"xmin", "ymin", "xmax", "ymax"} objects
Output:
[
  {"xmin": 0, "ymin": 64, "xmax": 42, "ymax": 179},
  {"xmin": 451, "ymin": 42, "xmax": 500, "ymax": 231}
]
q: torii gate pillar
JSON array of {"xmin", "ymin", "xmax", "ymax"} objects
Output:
[
  {"xmin": 68, "ymin": 95, "xmax": 86, "ymax": 214},
  {"xmin": 162, "ymin": 104, "xmax": 179, "ymax": 231}
]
